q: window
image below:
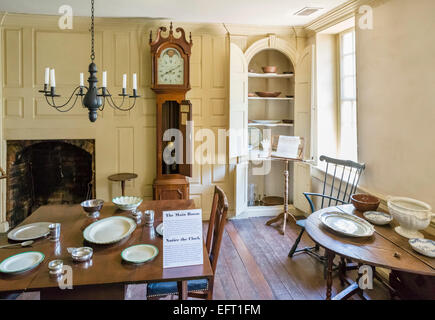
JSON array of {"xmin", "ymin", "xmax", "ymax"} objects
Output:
[{"xmin": 338, "ymin": 29, "xmax": 358, "ymax": 161}]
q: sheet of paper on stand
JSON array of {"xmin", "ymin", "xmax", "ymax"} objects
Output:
[
  {"xmin": 271, "ymin": 136, "xmax": 301, "ymax": 159},
  {"xmin": 162, "ymin": 209, "xmax": 204, "ymax": 268}
]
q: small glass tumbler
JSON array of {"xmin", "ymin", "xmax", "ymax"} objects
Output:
[
  {"xmin": 144, "ymin": 210, "xmax": 154, "ymax": 227},
  {"xmin": 49, "ymin": 223, "xmax": 61, "ymax": 241}
]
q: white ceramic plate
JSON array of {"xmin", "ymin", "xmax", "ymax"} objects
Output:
[
  {"xmin": 363, "ymin": 211, "xmax": 393, "ymax": 225},
  {"xmin": 83, "ymin": 216, "xmax": 136, "ymax": 245},
  {"xmin": 0, "ymin": 251, "xmax": 45, "ymax": 274},
  {"xmin": 112, "ymin": 196, "xmax": 143, "ymax": 211},
  {"xmin": 409, "ymin": 238, "xmax": 435, "ymax": 258},
  {"xmin": 156, "ymin": 223, "xmax": 163, "ymax": 237},
  {"xmin": 320, "ymin": 211, "xmax": 375, "ymax": 237},
  {"xmin": 7, "ymin": 222, "xmax": 52, "ymax": 241},
  {"xmin": 121, "ymin": 244, "xmax": 159, "ymax": 264}
]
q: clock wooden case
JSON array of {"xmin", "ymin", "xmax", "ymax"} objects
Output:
[{"xmin": 149, "ymin": 23, "xmax": 193, "ymax": 200}]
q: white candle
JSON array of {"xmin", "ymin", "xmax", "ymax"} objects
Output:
[
  {"xmin": 80, "ymin": 73, "xmax": 84, "ymax": 87},
  {"xmin": 102, "ymin": 71, "xmax": 107, "ymax": 88},
  {"xmin": 132, "ymin": 73, "xmax": 137, "ymax": 90},
  {"xmin": 122, "ymin": 74, "xmax": 127, "ymax": 89},
  {"xmin": 44, "ymin": 68, "xmax": 49, "ymax": 85},
  {"xmin": 50, "ymin": 68, "xmax": 56, "ymax": 87}
]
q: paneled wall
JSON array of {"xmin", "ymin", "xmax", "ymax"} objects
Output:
[{"xmin": 0, "ymin": 14, "xmax": 231, "ymax": 227}]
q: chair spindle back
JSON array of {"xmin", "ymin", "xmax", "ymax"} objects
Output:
[{"xmin": 319, "ymin": 155, "xmax": 366, "ymax": 209}]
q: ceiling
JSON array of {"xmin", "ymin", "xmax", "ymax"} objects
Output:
[{"xmin": 0, "ymin": 0, "xmax": 350, "ymax": 26}]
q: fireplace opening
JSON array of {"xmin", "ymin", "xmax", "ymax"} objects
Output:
[{"xmin": 7, "ymin": 140, "xmax": 95, "ymax": 228}]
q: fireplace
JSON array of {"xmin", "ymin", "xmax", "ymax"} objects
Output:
[{"xmin": 6, "ymin": 140, "xmax": 95, "ymax": 228}]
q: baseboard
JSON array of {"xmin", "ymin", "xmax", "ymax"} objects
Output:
[
  {"xmin": 0, "ymin": 221, "xmax": 9, "ymax": 233},
  {"xmin": 230, "ymin": 204, "xmax": 305, "ymax": 220}
]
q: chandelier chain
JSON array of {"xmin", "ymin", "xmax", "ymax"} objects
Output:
[
  {"xmin": 90, "ymin": 0, "xmax": 95, "ymax": 61},
  {"xmin": 39, "ymin": 0, "xmax": 140, "ymax": 122}
]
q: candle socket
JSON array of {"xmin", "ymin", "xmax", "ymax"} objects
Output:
[
  {"xmin": 46, "ymin": 86, "xmax": 60, "ymax": 97},
  {"xmin": 98, "ymin": 87, "xmax": 111, "ymax": 97},
  {"xmin": 129, "ymin": 89, "xmax": 140, "ymax": 98},
  {"xmin": 38, "ymin": 84, "xmax": 49, "ymax": 94},
  {"xmin": 77, "ymin": 86, "xmax": 85, "ymax": 97},
  {"xmin": 119, "ymin": 88, "xmax": 128, "ymax": 97}
]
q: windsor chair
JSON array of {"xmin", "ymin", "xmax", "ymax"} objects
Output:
[{"xmin": 288, "ymin": 155, "xmax": 365, "ymax": 264}]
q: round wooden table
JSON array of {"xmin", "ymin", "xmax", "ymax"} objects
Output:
[
  {"xmin": 108, "ymin": 173, "xmax": 138, "ymax": 196},
  {"xmin": 305, "ymin": 204, "xmax": 435, "ymax": 300}
]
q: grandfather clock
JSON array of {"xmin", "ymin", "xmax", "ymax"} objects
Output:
[{"xmin": 149, "ymin": 23, "xmax": 193, "ymax": 200}]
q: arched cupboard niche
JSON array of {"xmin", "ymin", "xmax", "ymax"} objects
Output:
[{"xmin": 229, "ymin": 36, "xmax": 315, "ymax": 217}]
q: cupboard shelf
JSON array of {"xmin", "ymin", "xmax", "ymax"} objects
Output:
[
  {"xmin": 248, "ymin": 73, "xmax": 294, "ymax": 78},
  {"xmin": 248, "ymin": 122, "xmax": 293, "ymax": 127},
  {"xmin": 248, "ymin": 97, "xmax": 294, "ymax": 101}
]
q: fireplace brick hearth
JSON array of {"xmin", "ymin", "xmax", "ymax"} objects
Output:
[{"xmin": 6, "ymin": 139, "xmax": 95, "ymax": 228}]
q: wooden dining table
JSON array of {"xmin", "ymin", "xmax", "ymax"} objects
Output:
[
  {"xmin": 0, "ymin": 200, "xmax": 213, "ymax": 300},
  {"xmin": 305, "ymin": 204, "xmax": 435, "ymax": 300}
]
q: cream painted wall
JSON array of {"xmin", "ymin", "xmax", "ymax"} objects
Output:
[
  {"xmin": 307, "ymin": 0, "xmax": 435, "ymax": 233},
  {"xmin": 0, "ymin": 13, "xmax": 232, "ymax": 225},
  {"xmin": 356, "ymin": 0, "xmax": 435, "ymax": 209},
  {"xmin": 0, "ymin": 14, "xmax": 310, "ymax": 227}
]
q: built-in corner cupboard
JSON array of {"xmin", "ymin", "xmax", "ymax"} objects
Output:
[{"xmin": 229, "ymin": 36, "xmax": 316, "ymax": 218}]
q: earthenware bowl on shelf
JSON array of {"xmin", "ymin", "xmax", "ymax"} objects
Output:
[
  {"xmin": 262, "ymin": 66, "xmax": 277, "ymax": 73},
  {"xmin": 112, "ymin": 196, "xmax": 143, "ymax": 211},
  {"xmin": 350, "ymin": 194, "xmax": 380, "ymax": 212},
  {"xmin": 81, "ymin": 199, "xmax": 104, "ymax": 218},
  {"xmin": 387, "ymin": 196, "xmax": 434, "ymax": 239},
  {"xmin": 255, "ymin": 91, "xmax": 281, "ymax": 98}
]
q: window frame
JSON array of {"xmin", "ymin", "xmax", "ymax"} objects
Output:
[{"xmin": 337, "ymin": 27, "xmax": 358, "ymax": 162}]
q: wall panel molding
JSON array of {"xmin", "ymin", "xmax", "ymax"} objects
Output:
[
  {"xmin": 4, "ymin": 29, "xmax": 23, "ymax": 88},
  {"xmin": 4, "ymin": 97, "xmax": 23, "ymax": 118},
  {"xmin": 0, "ymin": 13, "xmax": 277, "ymax": 222}
]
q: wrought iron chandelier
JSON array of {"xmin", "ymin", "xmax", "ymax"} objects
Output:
[{"xmin": 39, "ymin": 0, "xmax": 139, "ymax": 122}]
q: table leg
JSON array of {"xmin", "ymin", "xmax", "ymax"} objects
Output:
[
  {"xmin": 177, "ymin": 280, "xmax": 188, "ymax": 300},
  {"xmin": 325, "ymin": 250, "xmax": 335, "ymax": 300},
  {"xmin": 121, "ymin": 180, "xmax": 126, "ymax": 196}
]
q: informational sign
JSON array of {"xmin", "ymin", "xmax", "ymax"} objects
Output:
[{"xmin": 162, "ymin": 209, "xmax": 203, "ymax": 268}]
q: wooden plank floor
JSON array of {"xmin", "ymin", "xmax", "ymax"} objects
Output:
[
  {"xmin": 209, "ymin": 217, "xmax": 390, "ymax": 300},
  {"xmin": 16, "ymin": 217, "xmax": 390, "ymax": 300}
]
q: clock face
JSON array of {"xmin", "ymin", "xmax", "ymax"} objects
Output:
[{"xmin": 157, "ymin": 47, "xmax": 184, "ymax": 85}]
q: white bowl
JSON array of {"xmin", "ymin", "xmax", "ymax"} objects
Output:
[
  {"xmin": 363, "ymin": 211, "xmax": 393, "ymax": 226},
  {"xmin": 112, "ymin": 196, "xmax": 143, "ymax": 211},
  {"xmin": 409, "ymin": 238, "xmax": 435, "ymax": 258},
  {"xmin": 387, "ymin": 196, "xmax": 435, "ymax": 239}
]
